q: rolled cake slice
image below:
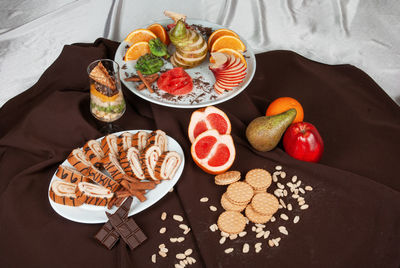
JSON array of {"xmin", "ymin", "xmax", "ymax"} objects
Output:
[
  {"xmin": 87, "ymin": 167, "xmax": 120, "ymax": 192},
  {"xmin": 102, "ymin": 153, "xmax": 127, "ymax": 183},
  {"xmin": 101, "ymin": 134, "xmax": 120, "ymax": 159},
  {"xmin": 67, "ymin": 148, "xmax": 93, "ymax": 175},
  {"xmin": 75, "ymin": 182, "xmax": 114, "ymax": 206},
  {"xmin": 147, "ymin": 130, "xmax": 168, "ymax": 153},
  {"xmin": 82, "ymin": 139, "xmax": 104, "ymax": 167},
  {"xmin": 132, "ymin": 131, "xmax": 149, "ymax": 151},
  {"xmin": 120, "ymin": 147, "xmax": 145, "ymax": 180},
  {"xmin": 154, "ymin": 151, "xmax": 182, "ymax": 180},
  {"xmin": 49, "ymin": 180, "xmax": 83, "ymax": 207},
  {"xmin": 140, "ymin": 144, "xmax": 162, "ymax": 181},
  {"xmin": 117, "ymin": 132, "xmax": 133, "ymax": 154},
  {"xmin": 56, "ymin": 165, "xmax": 91, "ymax": 184}
]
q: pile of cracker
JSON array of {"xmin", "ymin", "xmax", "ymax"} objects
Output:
[{"xmin": 216, "ymin": 169, "xmax": 279, "ymax": 235}]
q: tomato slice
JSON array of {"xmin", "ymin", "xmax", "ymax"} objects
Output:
[{"xmin": 157, "ymin": 67, "xmax": 193, "ymax": 95}]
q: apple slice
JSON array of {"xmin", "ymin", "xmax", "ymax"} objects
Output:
[
  {"xmin": 214, "ymin": 83, "xmax": 226, "ymax": 94},
  {"xmin": 215, "ymin": 82, "xmax": 231, "ymax": 92},
  {"xmin": 216, "ymin": 81, "xmax": 237, "ymax": 91},
  {"xmin": 210, "ymin": 52, "xmax": 230, "ymax": 69}
]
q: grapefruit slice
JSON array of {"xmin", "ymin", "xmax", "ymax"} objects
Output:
[
  {"xmin": 188, "ymin": 106, "xmax": 232, "ymax": 143},
  {"xmin": 191, "ymin": 129, "xmax": 236, "ymax": 174}
]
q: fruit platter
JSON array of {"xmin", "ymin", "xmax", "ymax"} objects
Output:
[{"xmin": 114, "ymin": 11, "xmax": 256, "ymax": 108}]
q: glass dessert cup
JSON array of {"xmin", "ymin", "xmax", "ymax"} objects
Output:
[{"xmin": 87, "ymin": 59, "xmax": 126, "ymax": 134}]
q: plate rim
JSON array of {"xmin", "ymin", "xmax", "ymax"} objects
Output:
[
  {"xmin": 115, "ymin": 19, "xmax": 256, "ymax": 108},
  {"xmin": 48, "ymin": 129, "xmax": 185, "ymax": 224}
]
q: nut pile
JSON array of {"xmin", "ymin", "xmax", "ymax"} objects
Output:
[
  {"xmin": 201, "ymin": 165, "xmax": 313, "ymax": 254},
  {"xmin": 150, "ymin": 210, "xmax": 196, "ymax": 267}
]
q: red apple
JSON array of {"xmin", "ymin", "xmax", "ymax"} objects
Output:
[{"xmin": 283, "ymin": 122, "xmax": 324, "ymax": 163}]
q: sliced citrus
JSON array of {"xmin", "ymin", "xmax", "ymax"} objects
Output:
[
  {"xmin": 211, "ymin": 35, "xmax": 246, "ymax": 53},
  {"xmin": 124, "ymin": 28, "xmax": 157, "ymax": 44},
  {"xmin": 191, "ymin": 129, "xmax": 236, "ymax": 174},
  {"xmin": 188, "ymin": 106, "xmax": 232, "ymax": 143},
  {"xmin": 124, "ymin": 41, "xmax": 150, "ymax": 61},
  {"xmin": 208, "ymin": 29, "xmax": 239, "ymax": 50},
  {"xmin": 147, "ymin": 23, "xmax": 170, "ymax": 45},
  {"xmin": 215, "ymin": 48, "xmax": 247, "ymax": 67}
]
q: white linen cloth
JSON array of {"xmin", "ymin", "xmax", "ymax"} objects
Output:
[{"xmin": 0, "ymin": 0, "xmax": 399, "ymax": 107}]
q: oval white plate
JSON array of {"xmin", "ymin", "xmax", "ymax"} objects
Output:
[
  {"xmin": 48, "ymin": 130, "xmax": 185, "ymax": 224},
  {"xmin": 115, "ymin": 19, "xmax": 256, "ymax": 108}
]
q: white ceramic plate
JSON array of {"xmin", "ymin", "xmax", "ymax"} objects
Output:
[
  {"xmin": 114, "ymin": 19, "xmax": 256, "ymax": 108},
  {"xmin": 48, "ymin": 130, "xmax": 185, "ymax": 224}
]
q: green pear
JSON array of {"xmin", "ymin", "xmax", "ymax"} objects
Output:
[{"xmin": 246, "ymin": 108, "xmax": 297, "ymax": 152}]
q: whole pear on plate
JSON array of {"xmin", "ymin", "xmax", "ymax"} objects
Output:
[{"xmin": 246, "ymin": 108, "xmax": 297, "ymax": 152}]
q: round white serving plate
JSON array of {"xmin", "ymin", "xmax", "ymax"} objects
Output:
[
  {"xmin": 115, "ymin": 19, "xmax": 256, "ymax": 108},
  {"xmin": 48, "ymin": 130, "xmax": 185, "ymax": 224}
]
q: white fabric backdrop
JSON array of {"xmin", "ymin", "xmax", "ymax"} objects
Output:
[{"xmin": 0, "ymin": 0, "xmax": 399, "ymax": 107}]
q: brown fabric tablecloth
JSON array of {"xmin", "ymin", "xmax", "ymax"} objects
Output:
[{"xmin": 0, "ymin": 39, "xmax": 399, "ymax": 268}]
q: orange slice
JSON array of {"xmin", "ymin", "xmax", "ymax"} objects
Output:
[
  {"xmin": 124, "ymin": 29, "xmax": 157, "ymax": 44},
  {"xmin": 208, "ymin": 29, "xmax": 239, "ymax": 50},
  {"xmin": 215, "ymin": 48, "xmax": 247, "ymax": 68},
  {"xmin": 124, "ymin": 41, "xmax": 150, "ymax": 61},
  {"xmin": 211, "ymin": 35, "xmax": 246, "ymax": 53},
  {"xmin": 147, "ymin": 23, "xmax": 170, "ymax": 45},
  {"xmin": 90, "ymin": 85, "xmax": 118, "ymax": 102}
]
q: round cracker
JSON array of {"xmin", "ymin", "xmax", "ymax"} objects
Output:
[
  {"xmin": 226, "ymin": 181, "xmax": 254, "ymax": 205},
  {"xmin": 221, "ymin": 193, "xmax": 246, "ymax": 212},
  {"xmin": 217, "ymin": 211, "xmax": 247, "ymax": 234},
  {"xmin": 215, "ymin": 171, "xmax": 241, "ymax": 185},
  {"xmin": 245, "ymin": 204, "xmax": 273, "ymax": 224},
  {"xmin": 251, "ymin": 192, "xmax": 279, "ymax": 216},
  {"xmin": 245, "ymin": 169, "xmax": 272, "ymax": 191}
]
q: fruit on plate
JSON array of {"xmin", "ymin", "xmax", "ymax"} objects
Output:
[
  {"xmin": 208, "ymin": 29, "xmax": 240, "ymax": 51},
  {"xmin": 214, "ymin": 48, "xmax": 247, "ymax": 67},
  {"xmin": 191, "ymin": 129, "xmax": 236, "ymax": 174},
  {"xmin": 135, "ymin": 53, "xmax": 164, "ymax": 75},
  {"xmin": 147, "ymin": 23, "xmax": 170, "ymax": 45},
  {"xmin": 209, "ymin": 52, "xmax": 247, "ymax": 94},
  {"xmin": 283, "ymin": 122, "xmax": 324, "ymax": 162},
  {"xmin": 188, "ymin": 106, "xmax": 232, "ymax": 143},
  {"xmin": 246, "ymin": 109, "xmax": 297, "ymax": 152},
  {"xmin": 169, "ymin": 19, "xmax": 208, "ymax": 68},
  {"xmin": 124, "ymin": 41, "xmax": 151, "ymax": 61},
  {"xmin": 266, "ymin": 97, "xmax": 304, "ymax": 123},
  {"xmin": 148, "ymin": 38, "xmax": 169, "ymax": 58},
  {"xmin": 157, "ymin": 67, "xmax": 193, "ymax": 95},
  {"xmin": 124, "ymin": 28, "xmax": 157, "ymax": 44},
  {"xmin": 210, "ymin": 35, "xmax": 246, "ymax": 53}
]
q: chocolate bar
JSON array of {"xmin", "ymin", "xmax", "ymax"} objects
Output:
[
  {"xmin": 106, "ymin": 212, "xmax": 147, "ymax": 250},
  {"xmin": 94, "ymin": 197, "xmax": 132, "ymax": 249}
]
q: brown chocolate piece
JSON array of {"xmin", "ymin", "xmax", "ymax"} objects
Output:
[
  {"xmin": 94, "ymin": 221, "xmax": 119, "ymax": 250},
  {"xmin": 106, "ymin": 212, "xmax": 147, "ymax": 250},
  {"xmin": 94, "ymin": 197, "xmax": 132, "ymax": 249}
]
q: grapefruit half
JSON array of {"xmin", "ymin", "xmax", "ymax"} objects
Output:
[
  {"xmin": 188, "ymin": 106, "xmax": 231, "ymax": 144},
  {"xmin": 191, "ymin": 129, "xmax": 236, "ymax": 174}
]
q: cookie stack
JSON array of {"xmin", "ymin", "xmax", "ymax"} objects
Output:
[{"xmin": 216, "ymin": 168, "xmax": 279, "ymax": 234}]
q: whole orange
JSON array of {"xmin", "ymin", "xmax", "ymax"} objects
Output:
[{"xmin": 266, "ymin": 97, "xmax": 304, "ymax": 123}]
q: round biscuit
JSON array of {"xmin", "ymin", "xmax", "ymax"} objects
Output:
[
  {"xmin": 215, "ymin": 171, "xmax": 241, "ymax": 185},
  {"xmin": 251, "ymin": 192, "xmax": 279, "ymax": 216},
  {"xmin": 217, "ymin": 211, "xmax": 247, "ymax": 234},
  {"xmin": 245, "ymin": 169, "xmax": 272, "ymax": 190},
  {"xmin": 245, "ymin": 204, "xmax": 273, "ymax": 224},
  {"xmin": 226, "ymin": 181, "xmax": 254, "ymax": 205},
  {"xmin": 221, "ymin": 193, "xmax": 247, "ymax": 212}
]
